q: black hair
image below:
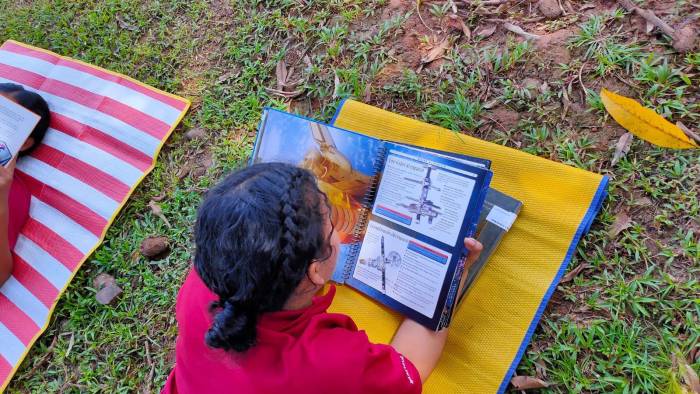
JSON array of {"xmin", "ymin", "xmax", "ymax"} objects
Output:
[
  {"xmin": 194, "ymin": 162, "xmax": 333, "ymax": 352},
  {"xmin": 0, "ymin": 83, "xmax": 51, "ymax": 155}
]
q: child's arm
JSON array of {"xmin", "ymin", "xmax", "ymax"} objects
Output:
[
  {"xmin": 390, "ymin": 238, "xmax": 483, "ymax": 383},
  {"xmin": 0, "ymin": 158, "xmax": 16, "ymax": 285}
]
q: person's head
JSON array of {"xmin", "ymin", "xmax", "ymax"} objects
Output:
[
  {"xmin": 194, "ymin": 162, "xmax": 339, "ymax": 353},
  {"xmin": 0, "ymin": 83, "xmax": 50, "ymax": 155}
]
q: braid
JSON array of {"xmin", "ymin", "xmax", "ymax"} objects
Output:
[{"xmin": 194, "ymin": 163, "xmax": 331, "ymax": 353}]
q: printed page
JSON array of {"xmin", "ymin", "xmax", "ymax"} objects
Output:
[
  {"xmin": 371, "ymin": 149, "xmax": 476, "ymax": 246},
  {"xmin": 352, "ymin": 221, "xmax": 451, "ymax": 319},
  {"xmin": 0, "ymin": 95, "xmax": 39, "ymax": 166}
]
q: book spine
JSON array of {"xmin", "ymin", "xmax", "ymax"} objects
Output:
[
  {"xmin": 439, "ymin": 254, "xmax": 467, "ymax": 329},
  {"xmin": 343, "ymin": 144, "xmax": 387, "ymax": 282}
]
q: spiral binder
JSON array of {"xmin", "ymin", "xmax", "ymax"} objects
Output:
[{"xmin": 342, "ymin": 144, "xmax": 388, "ymax": 282}]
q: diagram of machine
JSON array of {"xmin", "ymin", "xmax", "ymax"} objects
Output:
[
  {"xmin": 398, "ymin": 166, "xmax": 441, "ymax": 224},
  {"xmin": 0, "ymin": 141, "xmax": 12, "ymax": 166},
  {"xmin": 363, "ymin": 236, "xmax": 402, "ymax": 293},
  {"xmin": 300, "ymin": 123, "xmax": 371, "ymax": 240}
]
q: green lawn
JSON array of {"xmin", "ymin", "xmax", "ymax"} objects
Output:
[{"xmin": 1, "ymin": 0, "xmax": 698, "ymax": 392}]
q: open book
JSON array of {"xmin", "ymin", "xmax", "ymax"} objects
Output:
[
  {"xmin": 251, "ymin": 109, "xmax": 500, "ymax": 330},
  {"xmin": 0, "ymin": 94, "xmax": 40, "ymax": 166}
]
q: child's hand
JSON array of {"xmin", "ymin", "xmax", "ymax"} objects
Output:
[
  {"xmin": 462, "ymin": 237, "xmax": 483, "ymax": 270},
  {"xmin": 458, "ymin": 238, "xmax": 483, "ymax": 294},
  {"xmin": 0, "ymin": 156, "xmax": 17, "ymax": 198}
]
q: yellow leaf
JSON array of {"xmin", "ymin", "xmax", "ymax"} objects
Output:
[{"xmin": 600, "ymin": 88, "xmax": 699, "ymax": 149}]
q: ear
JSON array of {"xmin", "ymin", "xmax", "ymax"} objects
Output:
[
  {"xmin": 306, "ymin": 260, "xmax": 326, "ymax": 286},
  {"xmin": 19, "ymin": 137, "xmax": 35, "ymax": 152}
]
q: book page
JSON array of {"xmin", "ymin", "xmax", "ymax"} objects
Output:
[
  {"xmin": 352, "ymin": 221, "xmax": 451, "ymax": 318},
  {"xmin": 371, "ymin": 150, "xmax": 476, "ymax": 246},
  {"xmin": 0, "ymin": 95, "xmax": 40, "ymax": 166}
]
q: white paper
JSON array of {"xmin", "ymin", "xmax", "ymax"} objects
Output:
[
  {"xmin": 0, "ymin": 94, "xmax": 40, "ymax": 166},
  {"xmin": 485, "ymin": 205, "xmax": 517, "ymax": 231},
  {"xmin": 372, "ymin": 152, "xmax": 475, "ymax": 246},
  {"xmin": 353, "ymin": 221, "xmax": 451, "ymax": 318}
]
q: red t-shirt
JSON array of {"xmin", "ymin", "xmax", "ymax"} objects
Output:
[
  {"xmin": 8, "ymin": 176, "xmax": 30, "ymax": 249},
  {"xmin": 163, "ymin": 269, "xmax": 422, "ymax": 394}
]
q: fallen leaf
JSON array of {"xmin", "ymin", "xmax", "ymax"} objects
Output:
[
  {"xmin": 421, "ymin": 36, "xmax": 453, "ymax": 65},
  {"xmin": 690, "ymin": 346, "xmax": 699, "ymax": 363},
  {"xmin": 333, "ymin": 70, "xmax": 341, "ymax": 99},
  {"xmin": 93, "ymin": 273, "xmax": 122, "ymax": 305},
  {"xmin": 115, "ymin": 15, "xmax": 138, "ymax": 31},
  {"xmin": 475, "ymin": 24, "xmax": 497, "ymax": 38},
  {"xmin": 511, "ymin": 375, "xmax": 550, "ymax": 390},
  {"xmin": 140, "ymin": 236, "xmax": 171, "ymax": 260},
  {"xmin": 645, "ymin": 21, "xmax": 655, "ymax": 34},
  {"xmin": 561, "ymin": 263, "xmax": 589, "ymax": 283},
  {"xmin": 264, "ymin": 87, "xmax": 304, "ymax": 99},
  {"xmin": 678, "ymin": 353, "xmax": 700, "ymax": 393},
  {"xmin": 676, "ymin": 121, "xmax": 700, "ymax": 145},
  {"xmin": 363, "ymin": 83, "xmax": 372, "ymax": 102},
  {"xmin": 276, "ymin": 59, "xmax": 288, "ymax": 91},
  {"xmin": 600, "ymin": 88, "xmax": 699, "ymax": 149},
  {"xmin": 611, "ymin": 132, "xmax": 633, "ymax": 166},
  {"xmin": 608, "ymin": 212, "xmax": 632, "ymax": 239},
  {"xmin": 148, "ymin": 200, "xmax": 172, "ymax": 228},
  {"xmin": 447, "ymin": 14, "xmax": 471, "ymax": 39}
]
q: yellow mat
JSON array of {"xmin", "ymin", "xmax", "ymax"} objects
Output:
[{"xmin": 328, "ymin": 100, "xmax": 608, "ymax": 393}]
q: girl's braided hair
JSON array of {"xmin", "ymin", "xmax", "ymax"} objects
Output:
[
  {"xmin": 0, "ymin": 83, "xmax": 50, "ymax": 155},
  {"xmin": 194, "ymin": 162, "xmax": 332, "ymax": 352}
]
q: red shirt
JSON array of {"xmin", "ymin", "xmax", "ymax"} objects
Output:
[
  {"xmin": 163, "ymin": 269, "xmax": 422, "ymax": 394},
  {"xmin": 8, "ymin": 175, "xmax": 30, "ymax": 249}
]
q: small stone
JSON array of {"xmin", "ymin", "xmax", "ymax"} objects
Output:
[
  {"xmin": 140, "ymin": 236, "xmax": 171, "ymax": 260},
  {"xmin": 538, "ymin": 0, "xmax": 561, "ymax": 18},
  {"xmin": 672, "ymin": 25, "xmax": 698, "ymax": 53},
  {"xmin": 185, "ymin": 127, "xmax": 206, "ymax": 140},
  {"xmin": 93, "ymin": 273, "xmax": 123, "ymax": 305}
]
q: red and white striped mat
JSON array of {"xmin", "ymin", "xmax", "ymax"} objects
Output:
[{"xmin": 0, "ymin": 40, "xmax": 190, "ymax": 390}]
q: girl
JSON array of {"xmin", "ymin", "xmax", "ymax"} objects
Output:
[
  {"xmin": 0, "ymin": 83, "xmax": 51, "ymax": 286},
  {"xmin": 163, "ymin": 162, "xmax": 482, "ymax": 393}
]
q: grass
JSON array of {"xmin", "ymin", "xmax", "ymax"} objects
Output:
[{"xmin": 1, "ymin": 0, "xmax": 698, "ymax": 392}]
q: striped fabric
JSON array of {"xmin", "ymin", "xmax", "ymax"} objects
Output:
[{"xmin": 0, "ymin": 40, "xmax": 190, "ymax": 391}]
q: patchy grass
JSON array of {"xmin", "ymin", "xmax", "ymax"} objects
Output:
[{"xmin": 1, "ymin": 0, "xmax": 698, "ymax": 392}]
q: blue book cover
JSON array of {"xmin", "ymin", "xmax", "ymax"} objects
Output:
[{"xmin": 251, "ymin": 108, "xmax": 492, "ymax": 330}]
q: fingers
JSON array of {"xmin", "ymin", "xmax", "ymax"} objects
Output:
[
  {"xmin": 5, "ymin": 155, "xmax": 17, "ymax": 171},
  {"xmin": 463, "ymin": 237, "xmax": 483, "ymax": 269}
]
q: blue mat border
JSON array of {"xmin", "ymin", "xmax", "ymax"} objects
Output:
[
  {"xmin": 496, "ymin": 175, "xmax": 609, "ymax": 393},
  {"xmin": 330, "ymin": 99, "xmax": 610, "ymax": 393}
]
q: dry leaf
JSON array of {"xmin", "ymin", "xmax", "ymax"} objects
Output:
[
  {"xmin": 475, "ymin": 24, "xmax": 498, "ymax": 38},
  {"xmin": 115, "ymin": 15, "xmax": 138, "ymax": 31},
  {"xmin": 148, "ymin": 200, "xmax": 172, "ymax": 228},
  {"xmin": 333, "ymin": 70, "xmax": 341, "ymax": 99},
  {"xmin": 275, "ymin": 59, "xmax": 288, "ymax": 91},
  {"xmin": 611, "ymin": 132, "xmax": 633, "ymax": 166},
  {"xmin": 677, "ymin": 121, "xmax": 700, "ymax": 145},
  {"xmin": 421, "ymin": 36, "xmax": 453, "ymax": 65},
  {"xmin": 561, "ymin": 263, "xmax": 589, "ymax": 283},
  {"xmin": 600, "ymin": 88, "xmax": 699, "ymax": 149},
  {"xmin": 264, "ymin": 87, "xmax": 304, "ymax": 99},
  {"xmin": 447, "ymin": 14, "xmax": 471, "ymax": 39},
  {"xmin": 683, "ymin": 363, "xmax": 700, "ymax": 393},
  {"xmin": 608, "ymin": 212, "xmax": 632, "ymax": 239},
  {"xmin": 511, "ymin": 375, "xmax": 550, "ymax": 390}
]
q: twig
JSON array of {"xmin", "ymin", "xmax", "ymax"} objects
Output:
[
  {"xmin": 502, "ymin": 22, "xmax": 542, "ymax": 40},
  {"xmin": 416, "ymin": 0, "xmax": 436, "ymax": 33},
  {"xmin": 617, "ymin": 0, "xmax": 675, "ymax": 36},
  {"xmin": 577, "ymin": 62, "xmax": 587, "ymax": 93}
]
